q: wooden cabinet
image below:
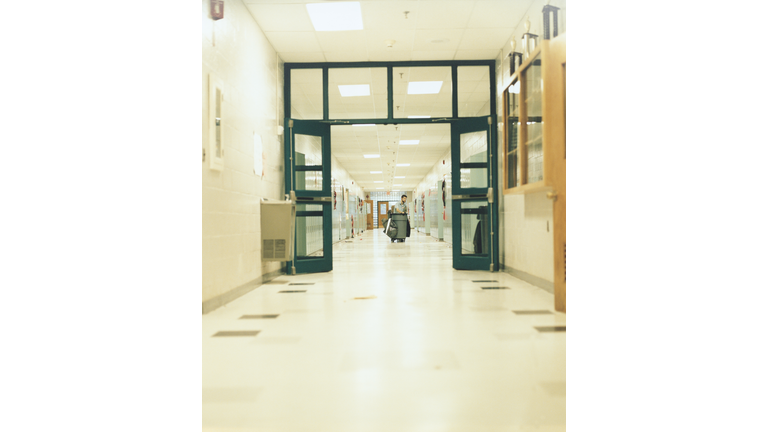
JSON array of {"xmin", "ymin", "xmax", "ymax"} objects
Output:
[
  {"xmin": 502, "ymin": 34, "xmax": 566, "ymax": 312},
  {"xmin": 503, "ymin": 37, "xmax": 565, "ymax": 197}
]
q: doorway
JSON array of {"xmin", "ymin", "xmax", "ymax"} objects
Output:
[
  {"xmin": 285, "ymin": 60, "xmax": 498, "ymax": 275},
  {"xmin": 377, "ymin": 201, "xmax": 389, "ymax": 228}
]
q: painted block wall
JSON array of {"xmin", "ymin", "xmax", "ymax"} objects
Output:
[
  {"xmin": 494, "ymin": 0, "xmax": 566, "ymax": 282},
  {"xmin": 429, "ymin": 184, "xmax": 439, "ymax": 239},
  {"xmin": 414, "ymin": 148, "xmax": 452, "ymax": 244},
  {"xmin": 202, "ymin": 0, "xmax": 286, "ymax": 303},
  {"xmin": 331, "ymin": 157, "xmax": 364, "ymax": 242}
]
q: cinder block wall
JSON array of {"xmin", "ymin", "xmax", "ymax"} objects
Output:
[{"xmin": 202, "ymin": 0, "xmax": 284, "ymax": 304}]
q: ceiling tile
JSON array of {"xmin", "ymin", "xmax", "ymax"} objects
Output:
[
  {"xmin": 279, "ymin": 52, "xmax": 326, "ymax": 62},
  {"xmin": 316, "ymin": 30, "xmax": 368, "ymax": 52},
  {"xmin": 368, "ymin": 51, "xmax": 413, "ymax": 62},
  {"xmin": 466, "ymin": 0, "xmax": 536, "ymax": 29},
  {"xmin": 245, "ymin": 4, "xmax": 314, "ymax": 32},
  {"xmin": 364, "ymin": 29, "xmax": 416, "ymax": 52},
  {"xmin": 414, "ymin": 1, "xmax": 475, "ymax": 29},
  {"xmin": 454, "ymin": 49, "xmax": 500, "ymax": 60},
  {"xmin": 412, "ymin": 50, "xmax": 456, "ymax": 61},
  {"xmin": 458, "ymin": 28, "xmax": 514, "ymax": 51},
  {"xmin": 412, "ymin": 29, "xmax": 465, "ymax": 51},
  {"xmin": 324, "ymin": 51, "xmax": 370, "ymax": 62},
  {"xmin": 265, "ymin": 32, "xmax": 322, "ymax": 52},
  {"xmin": 361, "ymin": 1, "xmax": 421, "ymax": 30}
]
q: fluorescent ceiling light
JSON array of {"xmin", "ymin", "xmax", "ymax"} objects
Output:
[
  {"xmin": 394, "ymin": 184, "xmax": 402, "ymax": 186},
  {"xmin": 396, "ymin": 163, "xmax": 410, "ymax": 167},
  {"xmin": 370, "ymin": 171, "xmax": 382, "ymax": 174},
  {"xmin": 306, "ymin": 2, "xmax": 363, "ymax": 32},
  {"xmin": 399, "ymin": 140, "xmax": 419, "ymax": 145},
  {"xmin": 363, "ymin": 154, "xmax": 380, "ymax": 158},
  {"xmin": 407, "ymin": 81, "xmax": 443, "ymax": 94},
  {"xmin": 338, "ymin": 84, "xmax": 370, "ymax": 97},
  {"xmin": 353, "ymin": 124, "xmax": 376, "ymax": 127},
  {"xmin": 376, "ymin": 187, "xmax": 384, "ymax": 189},
  {"xmin": 408, "ymin": 115, "xmax": 431, "ymax": 119},
  {"xmin": 395, "ymin": 176, "xmax": 405, "ymax": 178}
]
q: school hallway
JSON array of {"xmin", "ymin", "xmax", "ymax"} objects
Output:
[{"xmin": 202, "ymin": 229, "xmax": 565, "ymax": 431}]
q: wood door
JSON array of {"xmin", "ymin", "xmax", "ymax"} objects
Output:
[
  {"xmin": 377, "ymin": 201, "xmax": 389, "ymax": 228},
  {"xmin": 544, "ymin": 34, "xmax": 566, "ymax": 312},
  {"xmin": 365, "ymin": 200, "xmax": 374, "ymax": 229}
]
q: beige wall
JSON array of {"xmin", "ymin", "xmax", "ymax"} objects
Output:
[
  {"xmin": 495, "ymin": 0, "xmax": 565, "ymax": 283},
  {"xmin": 202, "ymin": 0, "xmax": 368, "ymax": 305},
  {"xmin": 202, "ymin": 0, "xmax": 285, "ymax": 303}
]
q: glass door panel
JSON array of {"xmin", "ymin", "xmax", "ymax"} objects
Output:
[
  {"xmin": 459, "ymin": 201, "xmax": 489, "ymax": 256},
  {"xmin": 459, "ymin": 129, "xmax": 488, "ymax": 189},
  {"xmin": 296, "ymin": 204, "xmax": 324, "ymax": 258},
  {"xmin": 295, "ymin": 134, "xmax": 323, "ymax": 192}
]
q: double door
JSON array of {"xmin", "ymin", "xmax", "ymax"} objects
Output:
[{"xmin": 285, "ymin": 117, "xmax": 498, "ymax": 274}]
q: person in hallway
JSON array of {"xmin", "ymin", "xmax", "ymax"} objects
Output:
[
  {"xmin": 392, "ymin": 194, "xmax": 408, "ymax": 215},
  {"xmin": 389, "ymin": 194, "xmax": 411, "ymax": 243}
]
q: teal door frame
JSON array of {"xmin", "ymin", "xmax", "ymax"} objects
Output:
[
  {"xmin": 285, "ymin": 119, "xmax": 333, "ymax": 274},
  {"xmin": 284, "ymin": 60, "xmax": 498, "ymax": 274},
  {"xmin": 451, "ymin": 116, "xmax": 499, "ymax": 271}
]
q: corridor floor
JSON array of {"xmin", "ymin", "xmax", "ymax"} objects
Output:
[{"xmin": 202, "ymin": 229, "xmax": 566, "ymax": 432}]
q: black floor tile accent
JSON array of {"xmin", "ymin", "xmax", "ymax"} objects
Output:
[
  {"xmin": 279, "ymin": 290, "xmax": 307, "ymax": 293},
  {"xmin": 512, "ymin": 310, "xmax": 553, "ymax": 315},
  {"xmin": 473, "ymin": 280, "xmax": 498, "ymax": 283},
  {"xmin": 534, "ymin": 326, "xmax": 566, "ymax": 332},
  {"xmin": 213, "ymin": 331, "xmax": 261, "ymax": 337},
  {"xmin": 239, "ymin": 314, "xmax": 279, "ymax": 319},
  {"xmin": 289, "ymin": 283, "xmax": 315, "ymax": 286},
  {"xmin": 481, "ymin": 287, "xmax": 510, "ymax": 290}
]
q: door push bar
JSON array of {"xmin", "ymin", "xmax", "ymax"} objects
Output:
[
  {"xmin": 451, "ymin": 188, "xmax": 494, "ymax": 202},
  {"xmin": 295, "ymin": 196, "xmax": 333, "ymax": 202}
]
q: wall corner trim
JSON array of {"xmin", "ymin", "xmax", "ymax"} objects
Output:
[
  {"xmin": 202, "ymin": 269, "xmax": 285, "ymax": 314},
  {"xmin": 499, "ymin": 264, "xmax": 554, "ymax": 294}
]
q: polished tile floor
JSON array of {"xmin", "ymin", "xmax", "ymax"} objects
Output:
[{"xmin": 203, "ymin": 229, "xmax": 565, "ymax": 431}]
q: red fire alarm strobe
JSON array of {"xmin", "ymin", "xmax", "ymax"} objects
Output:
[{"xmin": 211, "ymin": 0, "xmax": 224, "ymax": 20}]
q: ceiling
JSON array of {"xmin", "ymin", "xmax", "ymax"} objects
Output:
[
  {"xmin": 244, "ymin": 0, "xmax": 533, "ymax": 191},
  {"xmin": 243, "ymin": 0, "xmax": 534, "ymax": 63}
]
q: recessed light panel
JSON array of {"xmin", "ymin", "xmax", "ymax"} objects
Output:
[
  {"xmin": 306, "ymin": 2, "xmax": 363, "ymax": 32},
  {"xmin": 408, "ymin": 115, "xmax": 431, "ymax": 119},
  {"xmin": 399, "ymin": 140, "xmax": 419, "ymax": 145},
  {"xmin": 363, "ymin": 154, "xmax": 380, "ymax": 158},
  {"xmin": 339, "ymin": 84, "xmax": 370, "ymax": 97},
  {"xmin": 370, "ymin": 171, "xmax": 382, "ymax": 174},
  {"xmin": 407, "ymin": 81, "xmax": 443, "ymax": 94}
]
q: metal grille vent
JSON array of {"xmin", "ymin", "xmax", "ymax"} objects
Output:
[{"xmin": 263, "ymin": 239, "xmax": 287, "ymax": 260}]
